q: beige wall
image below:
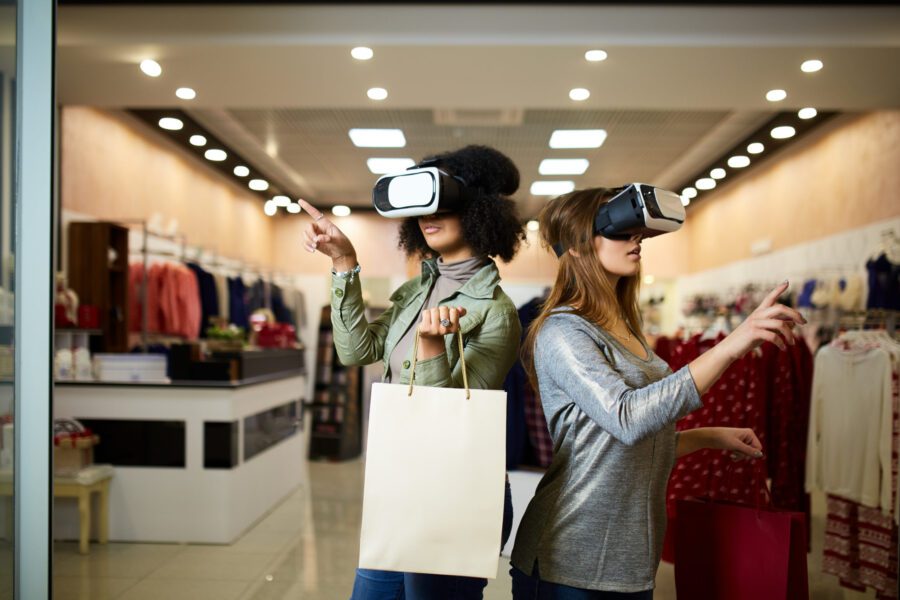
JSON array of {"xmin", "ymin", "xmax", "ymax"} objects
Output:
[
  {"xmin": 61, "ymin": 107, "xmax": 276, "ymax": 267},
  {"xmin": 643, "ymin": 110, "xmax": 900, "ymax": 278}
]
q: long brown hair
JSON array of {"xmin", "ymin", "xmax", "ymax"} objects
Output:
[{"xmin": 522, "ymin": 188, "xmax": 643, "ymax": 390}]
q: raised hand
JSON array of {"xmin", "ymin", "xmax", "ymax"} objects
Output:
[
  {"xmin": 719, "ymin": 281, "xmax": 807, "ymax": 360},
  {"xmin": 297, "ymin": 199, "xmax": 357, "ymax": 271}
]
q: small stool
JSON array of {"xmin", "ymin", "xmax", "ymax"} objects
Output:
[{"xmin": 53, "ymin": 464, "xmax": 114, "ymax": 554}]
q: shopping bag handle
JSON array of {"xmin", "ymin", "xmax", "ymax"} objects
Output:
[{"xmin": 408, "ymin": 329, "xmax": 471, "ymax": 400}]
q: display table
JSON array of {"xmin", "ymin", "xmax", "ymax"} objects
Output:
[{"xmin": 54, "ymin": 372, "xmax": 308, "ymax": 544}]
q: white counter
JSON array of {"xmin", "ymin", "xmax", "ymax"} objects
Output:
[{"xmin": 53, "ymin": 374, "xmax": 309, "ymax": 544}]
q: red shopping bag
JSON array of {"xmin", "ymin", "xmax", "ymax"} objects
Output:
[{"xmin": 674, "ymin": 497, "xmax": 808, "ymax": 600}]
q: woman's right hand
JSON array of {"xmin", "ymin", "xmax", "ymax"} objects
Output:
[
  {"xmin": 719, "ymin": 281, "xmax": 807, "ymax": 360},
  {"xmin": 297, "ymin": 199, "xmax": 358, "ymax": 271}
]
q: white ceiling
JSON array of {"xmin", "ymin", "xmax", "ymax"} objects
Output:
[{"xmin": 55, "ymin": 4, "xmax": 900, "ymax": 217}]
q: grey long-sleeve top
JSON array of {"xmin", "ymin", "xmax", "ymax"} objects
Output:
[{"xmin": 510, "ymin": 311, "xmax": 702, "ymax": 593}]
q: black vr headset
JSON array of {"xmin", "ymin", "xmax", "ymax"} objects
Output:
[
  {"xmin": 552, "ymin": 183, "xmax": 686, "ymax": 257},
  {"xmin": 372, "ymin": 158, "xmax": 475, "ymax": 218}
]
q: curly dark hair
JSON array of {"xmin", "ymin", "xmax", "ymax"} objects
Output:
[{"xmin": 397, "ymin": 145, "xmax": 526, "ymax": 262}]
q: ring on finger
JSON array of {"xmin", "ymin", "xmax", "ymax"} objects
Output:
[{"xmin": 440, "ymin": 318, "xmax": 452, "ymax": 328}]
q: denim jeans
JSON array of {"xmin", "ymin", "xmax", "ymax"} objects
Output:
[
  {"xmin": 510, "ymin": 565, "xmax": 653, "ymax": 600},
  {"xmin": 349, "ymin": 479, "xmax": 514, "ymax": 600}
]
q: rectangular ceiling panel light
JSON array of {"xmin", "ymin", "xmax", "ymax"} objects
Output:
[
  {"xmin": 548, "ymin": 129, "xmax": 607, "ymax": 149},
  {"xmin": 539, "ymin": 158, "xmax": 590, "ymax": 175},
  {"xmin": 367, "ymin": 158, "xmax": 416, "ymax": 174},
  {"xmin": 530, "ymin": 181, "xmax": 576, "ymax": 196},
  {"xmin": 348, "ymin": 128, "xmax": 407, "ymax": 148}
]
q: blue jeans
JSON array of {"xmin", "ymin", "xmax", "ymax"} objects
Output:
[
  {"xmin": 510, "ymin": 565, "xmax": 653, "ymax": 600},
  {"xmin": 349, "ymin": 479, "xmax": 515, "ymax": 600}
]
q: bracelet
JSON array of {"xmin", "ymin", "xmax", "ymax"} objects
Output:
[{"xmin": 332, "ymin": 263, "xmax": 361, "ymax": 285}]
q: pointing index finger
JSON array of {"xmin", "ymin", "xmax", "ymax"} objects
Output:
[
  {"xmin": 761, "ymin": 280, "xmax": 790, "ymax": 308},
  {"xmin": 297, "ymin": 198, "xmax": 324, "ymax": 221}
]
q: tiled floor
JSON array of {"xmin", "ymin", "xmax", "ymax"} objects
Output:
[{"xmin": 49, "ymin": 459, "xmax": 877, "ymax": 599}]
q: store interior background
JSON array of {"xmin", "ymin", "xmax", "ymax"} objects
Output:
[{"xmin": 15, "ymin": 3, "xmax": 900, "ymax": 599}]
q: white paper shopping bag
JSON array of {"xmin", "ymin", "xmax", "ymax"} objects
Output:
[{"xmin": 358, "ymin": 332, "xmax": 507, "ymax": 579}]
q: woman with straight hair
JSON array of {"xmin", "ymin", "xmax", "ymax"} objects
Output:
[{"xmin": 510, "ymin": 187, "xmax": 806, "ymax": 599}]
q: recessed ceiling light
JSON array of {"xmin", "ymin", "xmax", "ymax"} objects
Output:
[
  {"xmin": 272, "ymin": 195, "xmax": 291, "ymax": 207},
  {"xmin": 249, "ymin": 179, "xmax": 269, "ymax": 191},
  {"xmin": 539, "ymin": 158, "xmax": 590, "ymax": 176},
  {"xmin": 766, "ymin": 89, "xmax": 787, "ymax": 102},
  {"xmin": 643, "ymin": 275, "xmax": 656, "ymax": 285},
  {"xmin": 710, "ymin": 168, "xmax": 726, "ymax": 180},
  {"xmin": 584, "ymin": 49, "xmax": 608, "ymax": 62},
  {"xmin": 801, "ymin": 59, "xmax": 823, "ymax": 73},
  {"xmin": 189, "ymin": 135, "xmax": 206, "ymax": 147},
  {"xmin": 233, "ymin": 165, "xmax": 250, "ymax": 177},
  {"xmin": 204, "ymin": 149, "xmax": 227, "ymax": 162},
  {"xmin": 771, "ymin": 125, "xmax": 796, "ymax": 139},
  {"xmin": 348, "ymin": 128, "xmax": 406, "ymax": 148},
  {"xmin": 747, "ymin": 142, "xmax": 765, "ymax": 154},
  {"xmin": 530, "ymin": 181, "xmax": 576, "ymax": 196},
  {"xmin": 548, "ymin": 129, "xmax": 607, "ymax": 149},
  {"xmin": 367, "ymin": 87, "xmax": 388, "ymax": 101},
  {"xmin": 526, "ymin": 220, "xmax": 540, "ymax": 232},
  {"xmin": 696, "ymin": 178, "xmax": 716, "ymax": 191},
  {"xmin": 680, "ymin": 195, "xmax": 691, "ymax": 207},
  {"xmin": 286, "ymin": 203, "xmax": 301, "ymax": 214},
  {"xmin": 176, "ymin": 87, "xmax": 196, "ymax": 100},
  {"xmin": 367, "ymin": 158, "xmax": 416, "ymax": 174},
  {"xmin": 158, "ymin": 117, "xmax": 183, "ymax": 131},
  {"xmin": 263, "ymin": 200, "xmax": 277, "ymax": 217},
  {"xmin": 681, "ymin": 187, "xmax": 697, "ymax": 199},
  {"xmin": 351, "ymin": 47, "xmax": 374, "ymax": 60},
  {"xmin": 140, "ymin": 59, "xmax": 161, "ymax": 77},
  {"xmin": 798, "ymin": 107, "xmax": 818, "ymax": 120},
  {"xmin": 728, "ymin": 155, "xmax": 751, "ymax": 168},
  {"xmin": 569, "ymin": 88, "xmax": 590, "ymax": 101},
  {"xmin": 332, "ymin": 205, "xmax": 352, "ymax": 217}
]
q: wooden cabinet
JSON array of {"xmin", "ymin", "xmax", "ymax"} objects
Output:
[{"xmin": 67, "ymin": 222, "xmax": 130, "ymax": 352}]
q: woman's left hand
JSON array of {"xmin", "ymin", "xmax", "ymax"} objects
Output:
[
  {"xmin": 709, "ymin": 427, "xmax": 764, "ymax": 460},
  {"xmin": 416, "ymin": 306, "xmax": 467, "ymax": 360}
]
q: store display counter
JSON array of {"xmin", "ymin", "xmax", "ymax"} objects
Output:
[{"xmin": 54, "ymin": 371, "xmax": 308, "ymax": 544}]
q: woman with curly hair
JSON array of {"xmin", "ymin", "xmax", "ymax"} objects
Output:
[{"xmin": 299, "ymin": 145, "xmax": 526, "ymax": 600}]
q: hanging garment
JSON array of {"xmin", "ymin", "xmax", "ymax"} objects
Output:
[
  {"xmin": 213, "ymin": 273, "xmax": 230, "ymax": 323},
  {"xmin": 228, "ymin": 277, "xmax": 249, "ymax": 329},
  {"xmin": 186, "ymin": 263, "xmax": 220, "ymax": 338},
  {"xmin": 867, "ymin": 253, "xmax": 900, "ymax": 311}
]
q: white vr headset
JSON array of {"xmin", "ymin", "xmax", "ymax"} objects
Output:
[
  {"xmin": 372, "ymin": 159, "xmax": 475, "ymax": 218},
  {"xmin": 552, "ymin": 183, "xmax": 685, "ymax": 257}
]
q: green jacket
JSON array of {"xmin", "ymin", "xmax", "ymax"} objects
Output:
[{"xmin": 330, "ymin": 258, "xmax": 522, "ymax": 390}]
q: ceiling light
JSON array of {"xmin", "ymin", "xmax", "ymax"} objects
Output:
[
  {"xmin": 569, "ymin": 88, "xmax": 590, "ymax": 101},
  {"xmin": 366, "ymin": 157, "xmax": 416, "ymax": 174},
  {"xmin": 233, "ymin": 165, "xmax": 250, "ymax": 177},
  {"xmin": 771, "ymin": 125, "xmax": 796, "ymax": 139},
  {"xmin": 696, "ymin": 178, "xmax": 716, "ymax": 191},
  {"xmin": 176, "ymin": 87, "xmax": 196, "ymax": 100},
  {"xmin": 766, "ymin": 89, "xmax": 787, "ymax": 102},
  {"xmin": 584, "ymin": 49, "xmax": 608, "ymax": 62},
  {"xmin": 158, "ymin": 117, "xmax": 183, "ymax": 131},
  {"xmin": 367, "ymin": 87, "xmax": 388, "ymax": 101},
  {"xmin": 140, "ymin": 59, "xmax": 161, "ymax": 77},
  {"xmin": 643, "ymin": 275, "xmax": 655, "ymax": 285},
  {"xmin": 286, "ymin": 203, "xmax": 301, "ymax": 214},
  {"xmin": 273, "ymin": 195, "xmax": 291, "ymax": 207},
  {"xmin": 710, "ymin": 168, "xmax": 726, "ymax": 180},
  {"xmin": 530, "ymin": 181, "xmax": 576, "ymax": 196},
  {"xmin": 681, "ymin": 187, "xmax": 697, "ymax": 199},
  {"xmin": 539, "ymin": 158, "xmax": 590, "ymax": 176},
  {"xmin": 681, "ymin": 195, "xmax": 691, "ymax": 207},
  {"xmin": 526, "ymin": 220, "xmax": 540, "ymax": 232},
  {"xmin": 548, "ymin": 129, "xmax": 607, "ymax": 149},
  {"xmin": 249, "ymin": 179, "xmax": 269, "ymax": 191},
  {"xmin": 332, "ymin": 205, "xmax": 352, "ymax": 217},
  {"xmin": 798, "ymin": 107, "xmax": 818, "ymax": 120},
  {"xmin": 747, "ymin": 142, "xmax": 765, "ymax": 154},
  {"xmin": 263, "ymin": 200, "xmax": 277, "ymax": 217},
  {"xmin": 728, "ymin": 155, "xmax": 751, "ymax": 168},
  {"xmin": 351, "ymin": 47, "xmax": 374, "ymax": 60},
  {"xmin": 348, "ymin": 128, "xmax": 406, "ymax": 148},
  {"xmin": 189, "ymin": 135, "xmax": 206, "ymax": 147},
  {"xmin": 204, "ymin": 149, "xmax": 227, "ymax": 162},
  {"xmin": 801, "ymin": 59, "xmax": 823, "ymax": 73}
]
